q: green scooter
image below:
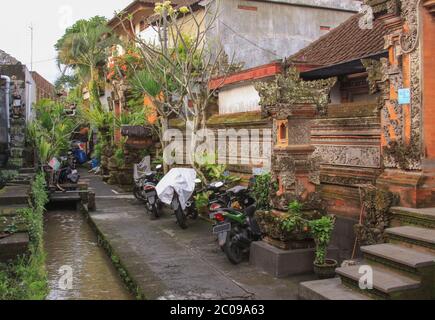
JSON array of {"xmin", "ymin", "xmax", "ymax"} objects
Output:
[{"xmin": 211, "ymin": 203, "xmax": 262, "ymax": 265}]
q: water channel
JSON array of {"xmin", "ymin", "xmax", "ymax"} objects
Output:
[{"xmin": 43, "ymin": 208, "xmax": 132, "ymax": 300}]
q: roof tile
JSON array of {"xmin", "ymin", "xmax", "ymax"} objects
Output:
[{"xmin": 290, "ymin": 13, "xmax": 388, "ymax": 67}]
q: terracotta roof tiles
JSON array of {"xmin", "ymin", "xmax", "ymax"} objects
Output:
[{"xmin": 290, "ymin": 13, "xmax": 388, "ymax": 67}]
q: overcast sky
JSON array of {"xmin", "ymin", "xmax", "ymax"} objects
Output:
[{"xmin": 0, "ymin": 0, "xmax": 132, "ymax": 83}]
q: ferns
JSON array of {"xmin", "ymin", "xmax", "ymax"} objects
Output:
[{"xmin": 29, "ymin": 99, "xmax": 82, "ymax": 164}]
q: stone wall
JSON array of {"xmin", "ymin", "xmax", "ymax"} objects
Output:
[
  {"xmin": 168, "ymin": 112, "xmax": 273, "ymax": 181},
  {"xmin": 312, "ymin": 102, "xmax": 382, "ymax": 218},
  {"xmin": 0, "ymin": 81, "xmax": 6, "ymax": 152},
  {"xmin": 0, "ymin": 66, "xmax": 28, "ymax": 169}
]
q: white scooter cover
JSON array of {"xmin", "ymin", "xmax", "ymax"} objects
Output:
[{"xmin": 156, "ymin": 168, "xmax": 197, "ymax": 210}]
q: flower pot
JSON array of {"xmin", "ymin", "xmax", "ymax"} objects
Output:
[{"xmin": 313, "ymin": 259, "xmax": 338, "ymax": 279}]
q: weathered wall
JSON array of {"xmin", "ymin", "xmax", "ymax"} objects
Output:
[
  {"xmin": 31, "ymin": 71, "xmax": 56, "ymax": 103},
  {"xmin": 218, "ymin": 83, "xmax": 261, "ymax": 114},
  {"xmin": 422, "ymin": 7, "xmax": 435, "ymax": 161},
  {"xmin": 312, "ymin": 102, "xmax": 382, "ymax": 218},
  {"xmin": 168, "ymin": 111, "xmax": 273, "ymax": 180},
  {"xmin": 210, "ymin": 0, "xmax": 360, "ymax": 69},
  {"xmin": 0, "ymin": 80, "xmax": 6, "ymax": 148}
]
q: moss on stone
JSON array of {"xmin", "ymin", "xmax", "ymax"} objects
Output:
[
  {"xmin": 207, "ymin": 111, "xmax": 267, "ymax": 126},
  {"xmin": 168, "ymin": 118, "xmax": 186, "ymax": 129}
]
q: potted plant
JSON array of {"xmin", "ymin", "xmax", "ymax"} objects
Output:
[
  {"xmin": 194, "ymin": 191, "xmax": 212, "ymax": 216},
  {"xmin": 309, "ymin": 216, "xmax": 337, "ymax": 279}
]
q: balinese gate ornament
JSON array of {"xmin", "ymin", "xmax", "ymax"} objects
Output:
[
  {"xmin": 364, "ymin": 0, "xmax": 435, "ymax": 207},
  {"xmin": 255, "ymin": 65, "xmax": 336, "ymax": 210}
]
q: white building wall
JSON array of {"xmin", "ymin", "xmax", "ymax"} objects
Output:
[{"xmin": 219, "ymin": 84, "xmax": 261, "ymax": 114}]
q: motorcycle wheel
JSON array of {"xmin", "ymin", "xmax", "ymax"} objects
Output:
[
  {"xmin": 133, "ymin": 186, "xmax": 145, "ymax": 202},
  {"xmin": 151, "ymin": 203, "xmax": 160, "ymax": 219},
  {"xmin": 224, "ymin": 229, "xmax": 244, "ymax": 265},
  {"xmin": 190, "ymin": 207, "xmax": 199, "ymax": 220},
  {"xmin": 175, "ymin": 206, "xmax": 188, "ymax": 230}
]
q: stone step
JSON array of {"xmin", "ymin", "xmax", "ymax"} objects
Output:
[
  {"xmin": 390, "ymin": 207, "xmax": 435, "ymax": 229},
  {"xmin": 19, "ymin": 168, "xmax": 36, "ymax": 174},
  {"xmin": 0, "ymin": 215, "xmax": 28, "ymax": 233},
  {"xmin": 0, "ymin": 185, "xmax": 29, "ymax": 205},
  {"xmin": 49, "ymin": 193, "xmax": 81, "ymax": 202},
  {"xmin": 299, "ymin": 278, "xmax": 373, "ymax": 300},
  {"xmin": 336, "ymin": 265, "xmax": 421, "ymax": 297},
  {"xmin": 386, "ymin": 226, "xmax": 435, "ymax": 252},
  {"xmin": 0, "ymin": 204, "xmax": 29, "ymax": 216},
  {"xmin": 0, "ymin": 233, "xmax": 29, "ymax": 262},
  {"xmin": 362, "ymin": 243, "xmax": 435, "ymax": 271}
]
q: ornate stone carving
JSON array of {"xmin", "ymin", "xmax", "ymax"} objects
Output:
[
  {"xmin": 399, "ymin": 0, "xmax": 420, "ymax": 54},
  {"xmin": 320, "ymin": 174, "xmax": 377, "ymax": 187},
  {"xmin": 308, "ymin": 154, "xmax": 321, "ymax": 185},
  {"xmin": 288, "ymin": 119, "xmax": 311, "ymax": 145},
  {"xmin": 354, "ymin": 186, "xmax": 398, "ymax": 246},
  {"xmin": 361, "ymin": 58, "xmax": 383, "ymax": 94},
  {"xmin": 376, "ymin": 0, "xmax": 423, "ymax": 170},
  {"xmin": 255, "ymin": 66, "xmax": 337, "ymax": 116},
  {"xmin": 365, "ymin": 0, "xmax": 401, "ymax": 15},
  {"xmin": 313, "ymin": 145, "xmax": 381, "ymax": 168}
]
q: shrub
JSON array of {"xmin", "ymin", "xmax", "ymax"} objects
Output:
[{"xmin": 251, "ymin": 173, "xmax": 275, "ymax": 211}]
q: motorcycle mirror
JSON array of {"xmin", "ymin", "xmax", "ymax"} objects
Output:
[{"xmin": 215, "ymin": 181, "xmax": 224, "ymax": 188}]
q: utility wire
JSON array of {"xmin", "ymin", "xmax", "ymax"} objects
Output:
[
  {"xmin": 218, "ymin": 20, "xmax": 281, "ymax": 58},
  {"xmin": 24, "ymin": 57, "xmax": 57, "ymax": 65}
]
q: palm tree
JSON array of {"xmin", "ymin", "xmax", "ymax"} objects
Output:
[{"xmin": 57, "ymin": 20, "xmax": 116, "ymax": 110}]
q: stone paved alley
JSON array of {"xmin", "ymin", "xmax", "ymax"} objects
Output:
[{"xmin": 84, "ymin": 170, "xmax": 316, "ymax": 300}]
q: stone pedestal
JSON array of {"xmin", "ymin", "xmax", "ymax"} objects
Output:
[
  {"xmin": 250, "ymin": 241, "xmax": 339, "ymax": 278},
  {"xmin": 377, "ymin": 166, "xmax": 435, "ymax": 208}
]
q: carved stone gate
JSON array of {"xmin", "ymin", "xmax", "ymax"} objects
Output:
[{"xmin": 256, "ymin": 66, "xmax": 336, "ymax": 211}]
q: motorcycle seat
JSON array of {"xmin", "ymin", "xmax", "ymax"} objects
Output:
[
  {"xmin": 137, "ymin": 172, "xmax": 155, "ymax": 180},
  {"xmin": 228, "ymin": 186, "xmax": 248, "ymax": 195}
]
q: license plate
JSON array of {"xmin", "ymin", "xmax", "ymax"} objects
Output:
[
  {"xmin": 218, "ymin": 232, "xmax": 227, "ymax": 247},
  {"xmin": 213, "ymin": 223, "xmax": 231, "ymax": 234}
]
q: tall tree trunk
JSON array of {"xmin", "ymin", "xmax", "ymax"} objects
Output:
[
  {"xmin": 89, "ymin": 68, "xmax": 102, "ymax": 110},
  {"xmin": 160, "ymin": 117, "xmax": 170, "ymax": 174}
]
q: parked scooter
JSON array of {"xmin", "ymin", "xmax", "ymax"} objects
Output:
[
  {"xmin": 134, "ymin": 164, "xmax": 163, "ymax": 219},
  {"xmin": 45, "ymin": 156, "xmax": 80, "ymax": 192},
  {"xmin": 211, "ymin": 188, "xmax": 261, "ymax": 264},
  {"xmin": 208, "ymin": 184, "xmax": 256, "ymax": 213},
  {"xmin": 173, "ymin": 180, "xmax": 249, "ymax": 230},
  {"xmin": 171, "ymin": 177, "xmax": 202, "ymax": 229}
]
